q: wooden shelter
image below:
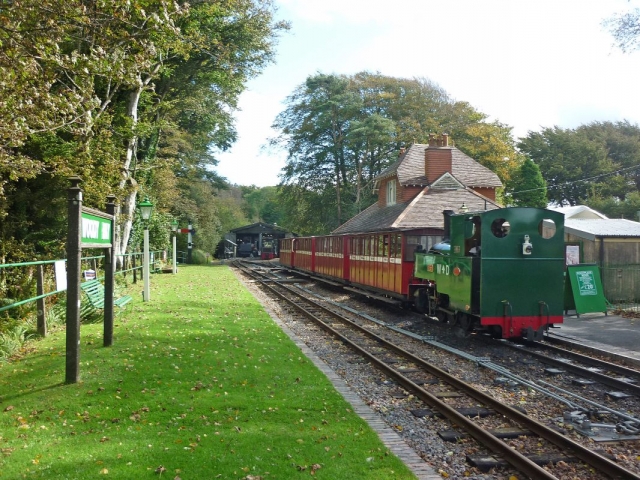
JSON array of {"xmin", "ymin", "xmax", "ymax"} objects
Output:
[{"xmin": 225, "ymin": 223, "xmax": 292, "ymax": 259}]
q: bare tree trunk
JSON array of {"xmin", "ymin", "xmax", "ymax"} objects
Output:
[
  {"xmin": 335, "ymin": 167, "xmax": 342, "ymax": 225},
  {"xmin": 115, "ymin": 84, "xmax": 143, "ymax": 267},
  {"xmin": 114, "ymin": 65, "xmax": 161, "ymax": 266}
]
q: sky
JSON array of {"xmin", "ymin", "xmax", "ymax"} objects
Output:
[{"xmin": 214, "ymin": 0, "xmax": 640, "ymax": 187}]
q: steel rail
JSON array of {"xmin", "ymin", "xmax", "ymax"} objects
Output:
[
  {"xmin": 503, "ymin": 343, "xmax": 640, "ymax": 396},
  {"xmin": 239, "ymin": 270, "xmax": 632, "ymax": 480}
]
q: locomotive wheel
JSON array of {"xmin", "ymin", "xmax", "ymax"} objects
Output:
[
  {"xmin": 457, "ymin": 313, "xmax": 472, "ymax": 331},
  {"xmin": 435, "ymin": 310, "xmax": 449, "ymax": 323},
  {"xmin": 488, "ymin": 325, "xmax": 503, "ymax": 338},
  {"xmin": 414, "ymin": 289, "xmax": 428, "ymax": 314}
]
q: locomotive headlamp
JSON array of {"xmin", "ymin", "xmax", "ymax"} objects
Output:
[{"xmin": 522, "ymin": 235, "xmax": 533, "ymax": 255}]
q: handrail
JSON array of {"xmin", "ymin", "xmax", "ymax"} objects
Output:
[
  {"xmin": 0, "ymin": 289, "xmax": 67, "ymax": 313},
  {"xmin": 0, "ymin": 250, "xmax": 166, "ymax": 318}
]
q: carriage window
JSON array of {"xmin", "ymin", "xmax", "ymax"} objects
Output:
[
  {"xmin": 491, "ymin": 218, "xmax": 510, "ymax": 238},
  {"xmin": 390, "ymin": 234, "xmax": 401, "ymax": 258},
  {"xmin": 539, "ymin": 219, "xmax": 556, "ymax": 239}
]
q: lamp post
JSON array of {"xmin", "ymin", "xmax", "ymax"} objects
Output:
[
  {"xmin": 138, "ymin": 197, "xmax": 154, "ymax": 302},
  {"xmin": 171, "ymin": 219, "xmax": 178, "ymax": 274}
]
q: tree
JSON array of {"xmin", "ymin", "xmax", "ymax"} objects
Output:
[
  {"xmin": 517, "ymin": 126, "xmax": 614, "ymax": 205},
  {"xmin": 604, "ymin": 6, "xmax": 640, "ymax": 52},
  {"xmin": 274, "ymin": 73, "xmax": 361, "ymax": 227},
  {"xmin": 241, "ymin": 186, "xmax": 286, "ymax": 224},
  {"xmin": 0, "ymin": 0, "xmax": 288, "ymax": 263},
  {"xmin": 272, "ymin": 71, "xmax": 519, "ymax": 234},
  {"xmin": 505, "ymin": 159, "xmax": 548, "ymax": 207},
  {"xmin": 519, "ymin": 122, "xmax": 640, "ymax": 206},
  {"xmin": 587, "ymin": 191, "xmax": 640, "ymax": 219}
]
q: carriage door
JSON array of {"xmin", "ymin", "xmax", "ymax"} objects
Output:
[{"xmin": 467, "ymin": 216, "xmax": 482, "ymax": 313}]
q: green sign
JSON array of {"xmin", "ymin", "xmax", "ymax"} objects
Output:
[
  {"xmin": 564, "ymin": 264, "xmax": 607, "ymax": 315},
  {"xmin": 575, "ymin": 270, "xmax": 597, "ymax": 296},
  {"xmin": 81, "ymin": 211, "xmax": 113, "ymax": 247}
]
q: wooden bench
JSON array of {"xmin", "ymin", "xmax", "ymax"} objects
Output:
[{"xmin": 80, "ymin": 279, "xmax": 132, "ymax": 316}]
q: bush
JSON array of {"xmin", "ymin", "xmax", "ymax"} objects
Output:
[
  {"xmin": 190, "ymin": 249, "xmax": 212, "ymax": 265},
  {"xmin": 0, "ymin": 323, "xmax": 33, "ymax": 361}
]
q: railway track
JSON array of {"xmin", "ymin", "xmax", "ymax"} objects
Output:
[{"xmin": 235, "ymin": 261, "xmax": 640, "ymax": 479}]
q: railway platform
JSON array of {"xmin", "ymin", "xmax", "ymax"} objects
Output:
[{"xmin": 548, "ymin": 311, "xmax": 640, "ymax": 366}]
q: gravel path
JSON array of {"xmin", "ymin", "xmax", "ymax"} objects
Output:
[{"xmin": 233, "ymin": 265, "xmax": 640, "ymax": 479}]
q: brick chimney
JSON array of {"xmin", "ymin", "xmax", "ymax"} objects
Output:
[{"xmin": 425, "ymin": 134, "xmax": 452, "ymax": 183}]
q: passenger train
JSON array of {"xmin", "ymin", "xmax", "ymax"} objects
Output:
[{"xmin": 279, "ymin": 207, "xmax": 565, "ymax": 340}]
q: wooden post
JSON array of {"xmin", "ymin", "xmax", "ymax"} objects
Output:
[
  {"xmin": 36, "ymin": 265, "xmax": 46, "ymax": 337},
  {"xmin": 132, "ymin": 252, "xmax": 137, "ymax": 283},
  {"xmin": 103, "ymin": 195, "xmax": 116, "ymax": 347},
  {"xmin": 65, "ymin": 177, "xmax": 82, "ymax": 384}
]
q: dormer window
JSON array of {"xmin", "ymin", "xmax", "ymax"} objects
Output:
[{"xmin": 386, "ymin": 179, "xmax": 397, "ymax": 206}]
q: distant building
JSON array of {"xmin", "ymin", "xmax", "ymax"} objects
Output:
[
  {"xmin": 553, "ymin": 205, "xmax": 640, "ymax": 302},
  {"xmin": 333, "ymin": 134, "xmax": 502, "ymax": 244},
  {"xmin": 222, "ymin": 223, "xmax": 293, "ymax": 259},
  {"xmin": 548, "ymin": 205, "xmax": 608, "ymax": 220}
]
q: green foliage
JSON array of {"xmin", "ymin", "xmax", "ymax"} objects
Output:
[
  {"xmin": 519, "ymin": 121, "xmax": 640, "ymax": 206},
  {"xmin": 241, "ymin": 185, "xmax": 286, "ymax": 224},
  {"xmin": 272, "ymin": 71, "xmax": 520, "ymax": 233},
  {"xmin": 0, "ymin": 0, "xmax": 288, "ymax": 267},
  {"xmin": 505, "ymin": 159, "xmax": 548, "ymax": 207},
  {"xmin": 189, "ymin": 249, "xmax": 212, "ymax": 265},
  {"xmin": 587, "ymin": 191, "xmax": 640, "ymax": 220},
  {"xmin": 0, "ymin": 323, "xmax": 33, "ymax": 361},
  {"xmin": 0, "ymin": 266, "xmax": 415, "ymax": 479},
  {"xmin": 604, "ymin": 6, "xmax": 640, "ymax": 53}
]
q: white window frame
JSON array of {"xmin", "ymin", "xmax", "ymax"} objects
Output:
[{"xmin": 386, "ymin": 179, "xmax": 396, "ymax": 206}]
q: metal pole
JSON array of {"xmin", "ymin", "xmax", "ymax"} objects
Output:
[
  {"xmin": 187, "ymin": 222, "xmax": 193, "ymax": 264},
  {"xmin": 173, "ymin": 233, "xmax": 177, "ymax": 274},
  {"xmin": 143, "ymin": 226, "xmax": 150, "ymax": 301}
]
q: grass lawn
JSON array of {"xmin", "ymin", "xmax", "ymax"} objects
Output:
[{"xmin": 0, "ymin": 265, "xmax": 417, "ymax": 479}]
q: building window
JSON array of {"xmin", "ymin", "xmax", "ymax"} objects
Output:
[{"xmin": 386, "ymin": 179, "xmax": 396, "ymax": 206}]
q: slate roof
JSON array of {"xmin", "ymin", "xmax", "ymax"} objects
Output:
[
  {"xmin": 333, "ymin": 142, "xmax": 503, "ymax": 234},
  {"xmin": 333, "ymin": 187, "xmax": 500, "ymax": 234},
  {"xmin": 376, "ymin": 143, "xmax": 502, "ymax": 188},
  {"xmin": 230, "ymin": 222, "xmax": 289, "ymax": 234},
  {"xmin": 565, "ymin": 219, "xmax": 640, "ymax": 240}
]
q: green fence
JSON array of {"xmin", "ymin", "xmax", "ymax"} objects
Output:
[
  {"xmin": 601, "ymin": 264, "xmax": 640, "ymax": 313},
  {"xmin": 0, "ymin": 250, "xmax": 166, "ymax": 323}
]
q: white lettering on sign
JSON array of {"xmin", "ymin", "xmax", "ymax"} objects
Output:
[
  {"xmin": 101, "ymin": 223, "xmax": 111, "ymax": 240},
  {"xmin": 436, "ymin": 263, "xmax": 450, "ymax": 275},
  {"xmin": 82, "ymin": 218, "xmax": 100, "ymax": 239}
]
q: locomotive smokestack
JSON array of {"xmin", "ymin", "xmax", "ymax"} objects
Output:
[{"xmin": 443, "ymin": 209, "xmax": 455, "ymax": 240}]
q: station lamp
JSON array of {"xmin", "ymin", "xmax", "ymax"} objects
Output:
[{"xmin": 137, "ymin": 197, "xmax": 154, "ymax": 301}]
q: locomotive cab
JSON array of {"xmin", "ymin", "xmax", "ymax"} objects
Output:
[{"xmin": 414, "ymin": 207, "xmax": 565, "ymax": 339}]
